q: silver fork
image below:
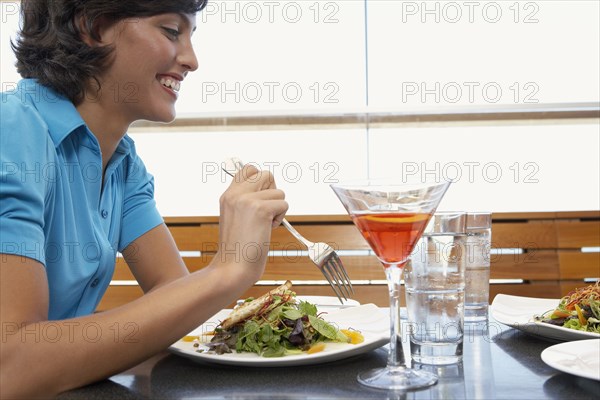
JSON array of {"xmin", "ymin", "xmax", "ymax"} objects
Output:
[{"xmin": 221, "ymin": 158, "xmax": 354, "ymax": 303}]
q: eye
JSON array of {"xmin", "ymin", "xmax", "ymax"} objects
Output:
[{"xmin": 163, "ymin": 27, "xmax": 180, "ymax": 39}]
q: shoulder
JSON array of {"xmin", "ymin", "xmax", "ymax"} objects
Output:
[
  {"xmin": 122, "ymin": 135, "xmax": 140, "ymax": 159},
  {"xmin": 1, "ymin": 84, "xmax": 53, "ymax": 152},
  {"xmin": 0, "ymin": 87, "xmax": 54, "ymax": 249},
  {"xmin": 121, "ymin": 135, "xmax": 152, "ymax": 179}
]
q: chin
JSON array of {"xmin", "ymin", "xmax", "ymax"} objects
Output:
[
  {"xmin": 158, "ymin": 113, "xmax": 177, "ymax": 123},
  {"xmin": 145, "ymin": 107, "xmax": 177, "ymax": 124}
]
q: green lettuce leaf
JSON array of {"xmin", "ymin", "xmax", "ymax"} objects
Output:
[
  {"xmin": 299, "ymin": 301, "xmax": 318, "ymax": 317},
  {"xmin": 308, "ymin": 315, "xmax": 348, "ymax": 342}
]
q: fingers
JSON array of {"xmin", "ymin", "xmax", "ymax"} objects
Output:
[
  {"xmin": 221, "ymin": 165, "xmax": 288, "ymax": 228},
  {"xmin": 249, "ymin": 188, "xmax": 285, "ymax": 201},
  {"xmin": 232, "ymin": 164, "xmax": 276, "ymax": 191},
  {"xmin": 217, "ymin": 164, "xmax": 288, "ymax": 272},
  {"xmin": 271, "ymin": 206, "xmax": 288, "ymax": 228},
  {"xmin": 220, "ymin": 193, "xmax": 287, "ymax": 223},
  {"xmin": 262, "ymin": 198, "xmax": 289, "ymax": 228}
]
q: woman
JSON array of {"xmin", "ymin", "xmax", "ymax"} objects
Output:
[{"xmin": 0, "ymin": 0, "xmax": 288, "ymax": 398}]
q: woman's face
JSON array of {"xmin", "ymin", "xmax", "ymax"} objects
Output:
[{"xmin": 95, "ymin": 13, "xmax": 198, "ymax": 123}]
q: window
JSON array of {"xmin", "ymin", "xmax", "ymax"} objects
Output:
[{"xmin": 2, "ymin": 1, "xmax": 598, "ymax": 215}]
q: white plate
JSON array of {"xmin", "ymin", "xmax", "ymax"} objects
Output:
[
  {"xmin": 490, "ymin": 294, "xmax": 600, "ymax": 342},
  {"xmin": 169, "ymin": 304, "xmax": 389, "ymax": 367},
  {"xmin": 541, "ymin": 339, "xmax": 600, "ymax": 380}
]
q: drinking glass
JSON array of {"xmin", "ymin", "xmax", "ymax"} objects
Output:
[
  {"xmin": 331, "ymin": 180, "xmax": 451, "ymax": 390},
  {"xmin": 406, "ymin": 212, "xmax": 467, "ymax": 365},
  {"xmin": 464, "ymin": 212, "xmax": 492, "ymax": 322}
]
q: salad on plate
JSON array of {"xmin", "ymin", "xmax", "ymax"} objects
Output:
[
  {"xmin": 534, "ymin": 282, "xmax": 600, "ymax": 333},
  {"xmin": 184, "ymin": 281, "xmax": 363, "ymax": 357}
]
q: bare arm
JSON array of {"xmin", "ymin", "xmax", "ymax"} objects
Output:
[
  {"xmin": 0, "ymin": 166, "xmax": 287, "ymax": 399},
  {"xmin": 122, "ymin": 222, "xmax": 190, "ymax": 293}
]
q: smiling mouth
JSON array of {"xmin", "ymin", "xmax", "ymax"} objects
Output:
[{"xmin": 158, "ymin": 76, "xmax": 181, "ymax": 92}]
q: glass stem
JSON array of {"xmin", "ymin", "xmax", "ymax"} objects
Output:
[{"xmin": 384, "ymin": 263, "xmax": 406, "ymax": 368}]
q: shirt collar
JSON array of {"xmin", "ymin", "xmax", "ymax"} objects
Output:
[
  {"xmin": 17, "ymin": 79, "xmax": 86, "ymax": 148},
  {"xmin": 18, "ymin": 79, "xmax": 134, "ymax": 159},
  {"xmin": 116, "ymin": 135, "xmax": 133, "ymax": 156}
]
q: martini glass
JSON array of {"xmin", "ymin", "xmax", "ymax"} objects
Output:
[{"xmin": 331, "ymin": 180, "xmax": 451, "ymax": 390}]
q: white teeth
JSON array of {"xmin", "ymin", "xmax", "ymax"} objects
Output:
[{"xmin": 159, "ymin": 77, "xmax": 181, "ymax": 92}]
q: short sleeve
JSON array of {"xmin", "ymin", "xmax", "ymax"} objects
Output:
[
  {"xmin": 0, "ymin": 100, "xmax": 53, "ymax": 265},
  {"xmin": 117, "ymin": 144, "xmax": 164, "ymax": 251}
]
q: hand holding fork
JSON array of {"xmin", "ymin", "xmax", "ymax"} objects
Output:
[{"xmin": 222, "ymin": 158, "xmax": 354, "ymax": 303}]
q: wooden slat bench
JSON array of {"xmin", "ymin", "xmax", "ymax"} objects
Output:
[{"xmin": 98, "ymin": 211, "xmax": 600, "ymax": 310}]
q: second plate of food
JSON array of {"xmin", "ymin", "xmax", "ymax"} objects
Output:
[{"xmin": 491, "ymin": 294, "xmax": 600, "ymax": 342}]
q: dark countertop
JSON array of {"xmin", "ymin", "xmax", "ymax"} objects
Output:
[{"xmin": 58, "ymin": 320, "xmax": 599, "ymax": 400}]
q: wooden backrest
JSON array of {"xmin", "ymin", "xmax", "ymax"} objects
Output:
[{"xmin": 99, "ymin": 211, "xmax": 600, "ymax": 310}]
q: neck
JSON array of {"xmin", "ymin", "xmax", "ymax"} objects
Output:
[{"xmin": 76, "ymin": 96, "xmax": 130, "ymax": 172}]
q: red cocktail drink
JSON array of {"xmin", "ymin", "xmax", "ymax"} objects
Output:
[
  {"xmin": 331, "ymin": 180, "xmax": 450, "ymax": 390},
  {"xmin": 351, "ymin": 212, "xmax": 432, "ymax": 266}
]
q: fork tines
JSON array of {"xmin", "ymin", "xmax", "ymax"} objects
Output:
[{"xmin": 322, "ymin": 255, "xmax": 354, "ymax": 302}]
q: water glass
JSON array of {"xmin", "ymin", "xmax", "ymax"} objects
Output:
[
  {"xmin": 405, "ymin": 212, "xmax": 467, "ymax": 365},
  {"xmin": 464, "ymin": 213, "xmax": 492, "ymax": 322}
]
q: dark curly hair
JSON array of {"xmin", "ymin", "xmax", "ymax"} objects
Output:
[{"xmin": 12, "ymin": 0, "xmax": 207, "ymax": 105}]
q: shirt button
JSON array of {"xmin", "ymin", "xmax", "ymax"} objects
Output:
[
  {"xmin": 101, "ymin": 210, "xmax": 108, "ymax": 219},
  {"xmin": 90, "ymin": 278, "xmax": 100, "ymax": 288}
]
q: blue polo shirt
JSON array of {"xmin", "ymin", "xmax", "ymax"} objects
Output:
[{"xmin": 1, "ymin": 79, "xmax": 164, "ymax": 319}]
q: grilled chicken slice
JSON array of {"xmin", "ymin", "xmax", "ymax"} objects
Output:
[{"xmin": 220, "ymin": 281, "xmax": 293, "ymax": 329}]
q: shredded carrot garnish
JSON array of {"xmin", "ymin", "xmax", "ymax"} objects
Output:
[{"xmin": 564, "ymin": 281, "xmax": 600, "ymax": 310}]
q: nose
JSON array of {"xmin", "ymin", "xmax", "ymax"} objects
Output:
[{"xmin": 179, "ymin": 40, "xmax": 199, "ymax": 73}]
